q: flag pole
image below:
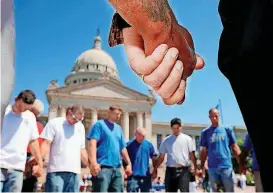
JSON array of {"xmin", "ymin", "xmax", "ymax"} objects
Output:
[{"xmin": 219, "ymin": 99, "xmax": 224, "ymax": 124}]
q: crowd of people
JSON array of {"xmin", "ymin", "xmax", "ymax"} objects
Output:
[{"xmin": 0, "ymin": 89, "xmax": 263, "ymax": 192}]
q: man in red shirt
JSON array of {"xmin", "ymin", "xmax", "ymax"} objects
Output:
[{"xmin": 22, "ymin": 99, "xmax": 44, "ymax": 192}]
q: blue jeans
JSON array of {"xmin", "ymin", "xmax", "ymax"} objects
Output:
[
  {"xmin": 127, "ymin": 176, "xmax": 152, "ymax": 192},
  {"xmin": 0, "ymin": 168, "xmax": 24, "ymax": 192},
  {"xmin": 45, "ymin": 172, "xmax": 81, "ymax": 192},
  {"xmin": 92, "ymin": 166, "xmax": 123, "ymax": 192},
  {"xmin": 208, "ymin": 168, "xmax": 234, "ymax": 192}
]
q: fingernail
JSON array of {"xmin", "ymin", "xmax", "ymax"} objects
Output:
[
  {"xmin": 171, "ymin": 48, "xmax": 179, "ymax": 59},
  {"xmin": 175, "ymin": 60, "xmax": 183, "ymax": 70},
  {"xmin": 154, "ymin": 44, "xmax": 168, "ymax": 55}
]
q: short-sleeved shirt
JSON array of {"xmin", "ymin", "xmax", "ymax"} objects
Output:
[
  {"xmin": 243, "ymin": 134, "xmax": 259, "ymax": 171},
  {"xmin": 126, "ymin": 138, "xmax": 157, "ymax": 176},
  {"xmin": 86, "ymin": 119, "xmax": 126, "ymax": 167},
  {"xmin": 40, "ymin": 117, "xmax": 86, "ymax": 174},
  {"xmin": 0, "ymin": 105, "xmax": 39, "ymax": 171},
  {"xmin": 159, "ymin": 133, "xmax": 195, "ymax": 167},
  {"xmin": 200, "ymin": 126, "xmax": 236, "ymax": 169}
]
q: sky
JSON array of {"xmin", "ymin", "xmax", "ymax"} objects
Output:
[{"xmin": 12, "ymin": 0, "xmax": 245, "ymax": 126}]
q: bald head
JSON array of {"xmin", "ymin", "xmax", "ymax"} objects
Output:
[
  {"xmin": 135, "ymin": 127, "xmax": 147, "ymax": 143},
  {"xmin": 209, "ymin": 108, "xmax": 220, "ymax": 126},
  {"xmin": 31, "ymin": 99, "xmax": 44, "ymax": 117},
  {"xmin": 209, "ymin": 108, "xmax": 219, "ymax": 115}
]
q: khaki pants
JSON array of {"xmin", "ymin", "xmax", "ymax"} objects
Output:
[{"xmin": 254, "ymin": 171, "xmax": 263, "ymax": 192}]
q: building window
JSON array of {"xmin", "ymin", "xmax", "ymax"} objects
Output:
[
  {"xmin": 73, "ymin": 80, "xmax": 77, "ymax": 84},
  {"xmin": 87, "ymin": 65, "xmax": 89, "ymax": 69},
  {"xmin": 96, "ymin": 64, "xmax": 99, "ymax": 69},
  {"xmin": 157, "ymin": 134, "xmax": 162, "ymax": 149},
  {"xmin": 106, "ymin": 66, "xmax": 108, "ymax": 72},
  {"xmin": 195, "ymin": 136, "xmax": 200, "ymax": 152},
  {"xmin": 83, "ymin": 79, "xmax": 88, "ymax": 82}
]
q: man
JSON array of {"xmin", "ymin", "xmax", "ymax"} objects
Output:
[
  {"xmin": 240, "ymin": 133, "xmax": 263, "ymax": 192},
  {"xmin": 40, "ymin": 104, "xmax": 88, "ymax": 192},
  {"xmin": 22, "ymin": 99, "xmax": 45, "ymax": 192},
  {"xmin": 125, "ymin": 127, "xmax": 157, "ymax": 192},
  {"xmin": 152, "ymin": 118, "xmax": 198, "ymax": 192},
  {"xmin": 106, "ymin": 1, "xmax": 272, "ymax": 190},
  {"xmin": 87, "ymin": 105, "xmax": 132, "ymax": 192},
  {"xmin": 200, "ymin": 108, "xmax": 241, "ymax": 192},
  {"xmin": 0, "ymin": 90, "xmax": 43, "ymax": 192}
]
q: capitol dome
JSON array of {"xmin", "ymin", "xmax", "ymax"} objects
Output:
[{"xmin": 65, "ymin": 34, "xmax": 121, "ymax": 86}]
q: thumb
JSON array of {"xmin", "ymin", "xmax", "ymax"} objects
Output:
[{"xmin": 194, "ymin": 53, "xmax": 205, "ymax": 70}]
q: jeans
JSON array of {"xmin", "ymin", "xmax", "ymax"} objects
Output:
[
  {"xmin": 45, "ymin": 172, "xmax": 80, "ymax": 192},
  {"xmin": 127, "ymin": 176, "xmax": 151, "ymax": 192},
  {"xmin": 92, "ymin": 166, "xmax": 123, "ymax": 192},
  {"xmin": 0, "ymin": 168, "xmax": 24, "ymax": 192},
  {"xmin": 208, "ymin": 168, "xmax": 234, "ymax": 192},
  {"xmin": 165, "ymin": 166, "xmax": 190, "ymax": 192},
  {"xmin": 22, "ymin": 175, "xmax": 37, "ymax": 192}
]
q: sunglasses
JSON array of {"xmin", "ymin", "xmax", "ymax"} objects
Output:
[{"xmin": 72, "ymin": 113, "xmax": 84, "ymax": 122}]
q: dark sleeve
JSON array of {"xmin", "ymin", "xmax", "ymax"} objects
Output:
[{"xmin": 108, "ymin": 12, "xmax": 131, "ymax": 47}]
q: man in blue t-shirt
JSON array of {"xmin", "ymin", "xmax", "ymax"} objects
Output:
[
  {"xmin": 240, "ymin": 134, "xmax": 263, "ymax": 192},
  {"xmin": 125, "ymin": 127, "xmax": 157, "ymax": 192},
  {"xmin": 86, "ymin": 105, "xmax": 132, "ymax": 192},
  {"xmin": 200, "ymin": 108, "xmax": 241, "ymax": 192}
]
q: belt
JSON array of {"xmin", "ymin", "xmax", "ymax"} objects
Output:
[
  {"xmin": 167, "ymin": 165, "xmax": 189, "ymax": 169},
  {"xmin": 101, "ymin": 165, "xmax": 120, "ymax": 168}
]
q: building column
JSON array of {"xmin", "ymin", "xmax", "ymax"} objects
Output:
[
  {"xmin": 91, "ymin": 109, "xmax": 98, "ymax": 126},
  {"xmin": 122, "ymin": 111, "xmax": 129, "ymax": 141},
  {"xmin": 60, "ymin": 106, "xmax": 66, "ymax": 117},
  {"xmin": 144, "ymin": 112, "xmax": 152, "ymax": 140},
  {"xmin": 48, "ymin": 106, "xmax": 57, "ymax": 120},
  {"xmin": 137, "ymin": 112, "xmax": 143, "ymax": 128}
]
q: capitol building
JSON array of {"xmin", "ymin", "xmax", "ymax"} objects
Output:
[{"xmin": 40, "ymin": 34, "xmax": 247, "ymax": 153}]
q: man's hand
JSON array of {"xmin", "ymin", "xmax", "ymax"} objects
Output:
[
  {"xmin": 123, "ymin": 27, "xmax": 204, "ymax": 105},
  {"xmin": 32, "ymin": 165, "xmax": 42, "ymax": 177},
  {"xmin": 90, "ymin": 163, "xmax": 101, "ymax": 176},
  {"xmin": 125, "ymin": 164, "xmax": 132, "ymax": 176}
]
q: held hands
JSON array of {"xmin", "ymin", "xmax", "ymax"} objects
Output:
[
  {"xmin": 32, "ymin": 165, "xmax": 43, "ymax": 177},
  {"xmin": 90, "ymin": 163, "xmax": 101, "ymax": 176},
  {"xmin": 125, "ymin": 164, "xmax": 132, "ymax": 176},
  {"xmin": 123, "ymin": 25, "xmax": 205, "ymax": 105}
]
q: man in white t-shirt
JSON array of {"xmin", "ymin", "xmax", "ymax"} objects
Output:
[
  {"xmin": 152, "ymin": 118, "xmax": 200, "ymax": 192},
  {"xmin": 0, "ymin": 90, "xmax": 43, "ymax": 192},
  {"xmin": 40, "ymin": 104, "xmax": 88, "ymax": 192}
]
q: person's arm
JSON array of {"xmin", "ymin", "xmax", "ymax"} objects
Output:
[
  {"xmin": 149, "ymin": 143, "xmax": 158, "ymax": 168},
  {"xmin": 154, "ymin": 153, "xmax": 165, "ymax": 170},
  {"xmin": 81, "ymin": 148, "xmax": 89, "ymax": 167},
  {"xmin": 80, "ymin": 125, "xmax": 88, "ymax": 167},
  {"xmin": 39, "ymin": 121, "xmax": 56, "ymax": 160},
  {"xmin": 199, "ymin": 130, "xmax": 208, "ymax": 168},
  {"xmin": 188, "ymin": 137, "xmax": 198, "ymax": 170},
  {"xmin": 121, "ymin": 148, "xmax": 132, "ymax": 167},
  {"xmin": 29, "ymin": 139, "xmax": 43, "ymax": 170},
  {"xmin": 200, "ymin": 147, "xmax": 207, "ymax": 169},
  {"xmin": 40, "ymin": 139, "xmax": 52, "ymax": 160},
  {"xmin": 240, "ymin": 134, "xmax": 251, "ymax": 165},
  {"xmin": 88, "ymin": 139, "xmax": 97, "ymax": 166},
  {"xmin": 227, "ymin": 127, "xmax": 241, "ymax": 163},
  {"xmin": 108, "ymin": 0, "xmax": 176, "ymax": 43},
  {"xmin": 86, "ymin": 122, "xmax": 102, "ymax": 176}
]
